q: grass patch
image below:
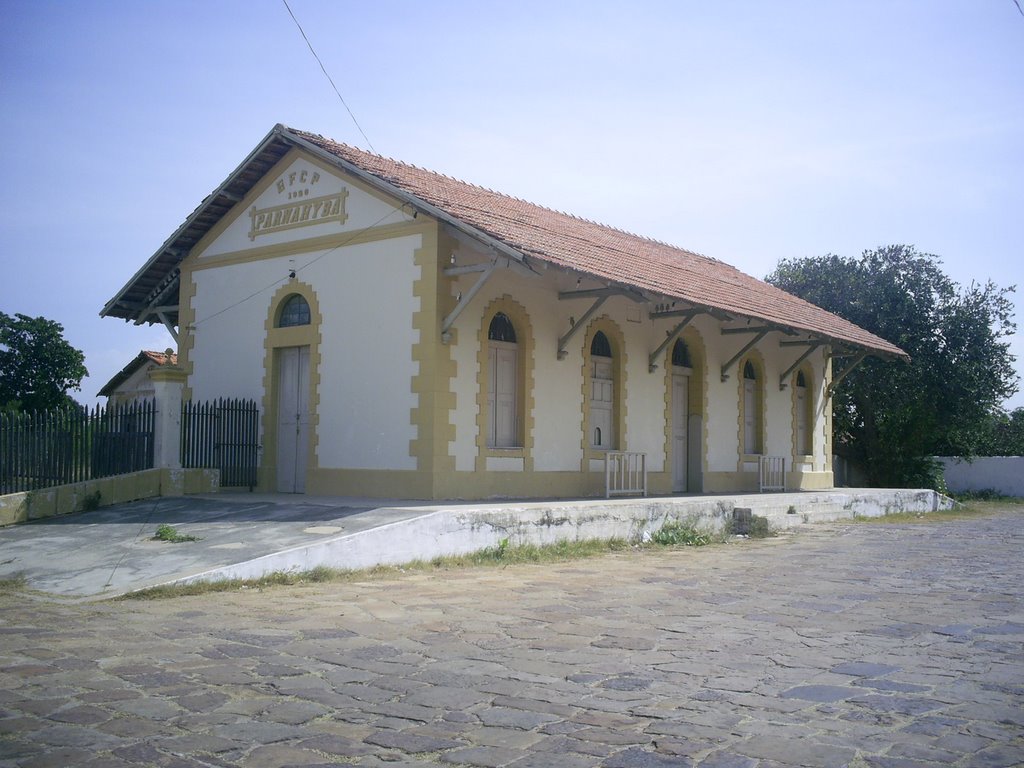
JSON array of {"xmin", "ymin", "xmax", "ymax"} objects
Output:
[
  {"xmin": 851, "ymin": 499, "xmax": 1019, "ymax": 524},
  {"xmin": 748, "ymin": 514, "xmax": 773, "ymax": 538},
  {"xmin": 0, "ymin": 574, "xmax": 27, "ymax": 594},
  {"xmin": 121, "ymin": 537, "xmax": 636, "ymax": 600},
  {"xmin": 442, "ymin": 536, "xmax": 631, "ymax": 566},
  {"xmin": 950, "ymin": 489, "xmax": 1024, "ymax": 503},
  {"xmin": 649, "ymin": 519, "xmax": 718, "ymax": 547},
  {"xmin": 80, "ymin": 490, "xmax": 102, "ymax": 512},
  {"xmin": 152, "ymin": 524, "xmax": 200, "ymax": 543}
]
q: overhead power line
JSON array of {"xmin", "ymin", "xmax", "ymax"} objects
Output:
[{"xmin": 281, "ymin": 0, "xmax": 377, "ymax": 153}]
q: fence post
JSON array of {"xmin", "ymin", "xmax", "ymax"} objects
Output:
[{"xmin": 149, "ymin": 354, "xmax": 186, "ymax": 470}]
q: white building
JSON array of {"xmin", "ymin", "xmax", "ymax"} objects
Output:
[
  {"xmin": 101, "ymin": 124, "xmax": 905, "ymax": 498},
  {"xmin": 97, "ymin": 350, "xmax": 177, "ymax": 406}
]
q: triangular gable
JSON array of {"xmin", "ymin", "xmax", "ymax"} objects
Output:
[{"xmin": 195, "ymin": 149, "xmax": 413, "ymax": 261}]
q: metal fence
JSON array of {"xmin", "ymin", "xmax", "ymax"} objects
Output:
[
  {"xmin": 605, "ymin": 451, "xmax": 648, "ymax": 498},
  {"xmin": 759, "ymin": 455, "xmax": 786, "ymax": 492},
  {"xmin": 0, "ymin": 401, "xmax": 155, "ymax": 494},
  {"xmin": 181, "ymin": 398, "xmax": 260, "ymax": 489}
]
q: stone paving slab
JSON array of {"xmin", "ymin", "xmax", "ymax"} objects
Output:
[{"xmin": 0, "ymin": 508, "xmax": 1022, "ymax": 766}]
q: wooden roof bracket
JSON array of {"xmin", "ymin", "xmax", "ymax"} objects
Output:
[
  {"xmin": 826, "ymin": 350, "xmax": 868, "ymax": 399},
  {"xmin": 557, "ymin": 295, "xmax": 608, "ymax": 360},
  {"xmin": 157, "ymin": 311, "xmax": 179, "ymax": 344},
  {"xmin": 778, "ymin": 340, "xmax": 823, "ymax": 390},
  {"xmin": 135, "ymin": 271, "xmax": 181, "ymax": 326},
  {"xmin": 720, "ymin": 329, "xmax": 769, "ymax": 382},
  {"xmin": 441, "ymin": 260, "xmax": 496, "ymax": 343},
  {"xmin": 648, "ymin": 311, "xmax": 699, "ymax": 372}
]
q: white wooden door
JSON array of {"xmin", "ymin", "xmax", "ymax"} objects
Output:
[
  {"xmin": 672, "ymin": 373, "xmax": 689, "ymax": 492},
  {"xmin": 743, "ymin": 378, "xmax": 757, "ymax": 454},
  {"xmin": 277, "ymin": 345, "xmax": 310, "ymax": 493},
  {"xmin": 488, "ymin": 343, "xmax": 517, "ymax": 447},
  {"xmin": 591, "ymin": 359, "xmax": 613, "ymax": 449},
  {"xmin": 796, "ymin": 383, "xmax": 809, "ymax": 455}
]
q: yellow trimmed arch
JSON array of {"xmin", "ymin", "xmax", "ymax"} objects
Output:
[
  {"xmin": 792, "ymin": 362, "xmax": 815, "ymax": 459},
  {"xmin": 474, "ymin": 295, "xmax": 535, "ymax": 471},
  {"xmin": 737, "ymin": 349, "xmax": 766, "ymax": 461},
  {"xmin": 581, "ymin": 316, "xmax": 627, "ymax": 463},
  {"xmin": 662, "ymin": 327, "xmax": 706, "ymax": 491},
  {"xmin": 260, "ymin": 281, "xmax": 323, "ymax": 492}
]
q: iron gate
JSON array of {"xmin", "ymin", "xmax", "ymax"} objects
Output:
[{"xmin": 181, "ymin": 398, "xmax": 260, "ymax": 489}]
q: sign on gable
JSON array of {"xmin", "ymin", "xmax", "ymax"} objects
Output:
[{"xmin": 248, "ymin": 168, "xmax": 349, "ymax": 240}]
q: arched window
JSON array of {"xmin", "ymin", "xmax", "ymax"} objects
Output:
[
  {"xmin": 742, "ymin": 360, "xmax": 762, "ymax": 455},
  {"xmin": 488, "ymin": 312, "xmax": 517, "ymax": 343},
  {"xmin": 671, "ymin": 339, "xmax": 691, "ymax": 368},
  {"xmin": 590, "ymin": 331, "xmax": 614, "ymax": 449},
  {"xmin": 487, "ymin": 313, "xmax": 518, "ymax": 448},
  {"xmin": 278, "ymin": 294, "xmax": 310, "ymax": 327}
]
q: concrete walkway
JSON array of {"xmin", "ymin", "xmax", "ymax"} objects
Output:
[
  {"xmin": 0, "ymin": 489, "xmax": 947, "ymax": 600},
  {"xmin": 0, "ymin": 507, "xmax": 1020, "ymax": 767},
  {"xmin": 0, "ymin": 494, "xmax": 438, "ymax": 599}
]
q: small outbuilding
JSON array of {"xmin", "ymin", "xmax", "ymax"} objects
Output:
[
  {"xmin": 97, "ymin": 350, "xmax": 178, "ymax": 406},
  {"xmin": 101, "ymin": 124, "xmax": 905, "ymax": 498}
]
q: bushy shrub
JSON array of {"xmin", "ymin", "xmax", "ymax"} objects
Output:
[{"xmin": 650, "ymin": 520, "xmax": 713, "ymax": 547}]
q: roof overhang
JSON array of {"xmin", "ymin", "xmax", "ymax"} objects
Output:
[
  {"xmin": 100, "ymin": 124, "xmax": 537, "ymax": 327},
  {"xmin": 101, "ymin": 124, "xmax": 907, "ymax": 364}
]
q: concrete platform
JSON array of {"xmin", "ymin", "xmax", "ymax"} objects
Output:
[{"xmin": 0, "ymin": 488, "xmax": 950, "ymax": 600}]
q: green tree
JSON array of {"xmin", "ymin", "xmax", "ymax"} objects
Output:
[
  {"xmin": 0, "ymin": 312, "xmax": 88, "ymax": 413},
  {"xmin": 976, "ymin": 407, "xmax": 1024, "ymax": 456},
  {"xmin": 767, "ymin": 245, "xmax": 1018, "ymax": 488}
]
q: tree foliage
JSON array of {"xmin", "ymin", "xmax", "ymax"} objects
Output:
[
  {"xmin": 975, "ymin": 407, "xmax": 1024, "ymax": 456},
  {"xmin": 767, "ymin": 245, "xmax": 1018, "ymax": 488},
  {"xmin": 0, "ymin": 312, "xmax": 88, "ymax": 413}
]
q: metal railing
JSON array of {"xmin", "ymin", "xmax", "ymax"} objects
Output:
[
  {"xmin": 605, "ymin": 451, "xmax": 647, "ymax": 498},
  {"xmin": 759, "ymin": 455, "xmax": 785, "ymax": 492},
  {"xmin": 181, "ymin": 398, "xmax": 260, "ymax": 489},
  {"xmin": 1, "ymin": 401, "xmax": 155, "ymax": 494}
]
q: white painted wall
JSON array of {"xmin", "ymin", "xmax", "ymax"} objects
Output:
[
  {"xmin": 529, "ymin": 285, "xmax": 585, "ymax": 472},
  {"xmin": 107, "ymin": 364, "xmax": 157, "ymax": 405},
  {"xmin": 939, "ymin": 456, "xmax": 1024, "ymax": 497},
  {"xmin": 189, "ymin": 261, "xmax": 276, "ymax": 402},
  {"xmin": 700, "ymin": 317, "xmax": 741, "ymax": 473},
  {"xmin": 447, "ymin": 265, "xmax": 585, "ymax": 472},
  {"xmin": 620, "ymin": 317, "xmax": 667, "ymax": 471},
  {"xmin": 315, "ymin": 236, "xmax": 421, "ymax": 471},
  {"xmin": 189, "ymin": 227, "xmax": 422, "ymax": 471}
]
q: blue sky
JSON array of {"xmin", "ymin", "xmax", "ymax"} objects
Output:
[{"xmin": 1, "ymin": 0, "xmax": 1022, "ymax": 408}]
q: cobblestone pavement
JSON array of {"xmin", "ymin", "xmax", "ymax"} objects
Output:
[{"xmin": 1, "ymin": 509, "xmax": 1022, "ymax": 768}]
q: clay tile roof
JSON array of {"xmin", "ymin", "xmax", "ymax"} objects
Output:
[
  {"xmin": 97, "ymin": 350, "xmax": 177, "ymax": 397},
  {"xmin": 141, "ymin": 350, "xmax": 177, "ymax": 366},
  {"xmin": 289, "ymin": 128, "xmax": 906, "ymax": 359}
]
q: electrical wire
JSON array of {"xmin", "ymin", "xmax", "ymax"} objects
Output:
[
  {"xmin": 191, "ymin": 205, "xmax": 408, "ymax": 328},
  {"xmin": 281, "ymin": 0, "xmax": 377, "ymax": 153}
]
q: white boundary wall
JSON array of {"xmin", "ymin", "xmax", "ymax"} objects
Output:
[
  {"xmin": 166, "ymin": 488, "xmax": 949, "ymax": 587},
  {"xmin": 938, "ymin": 456, "xmax": 1024, "ymax": 497}
]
